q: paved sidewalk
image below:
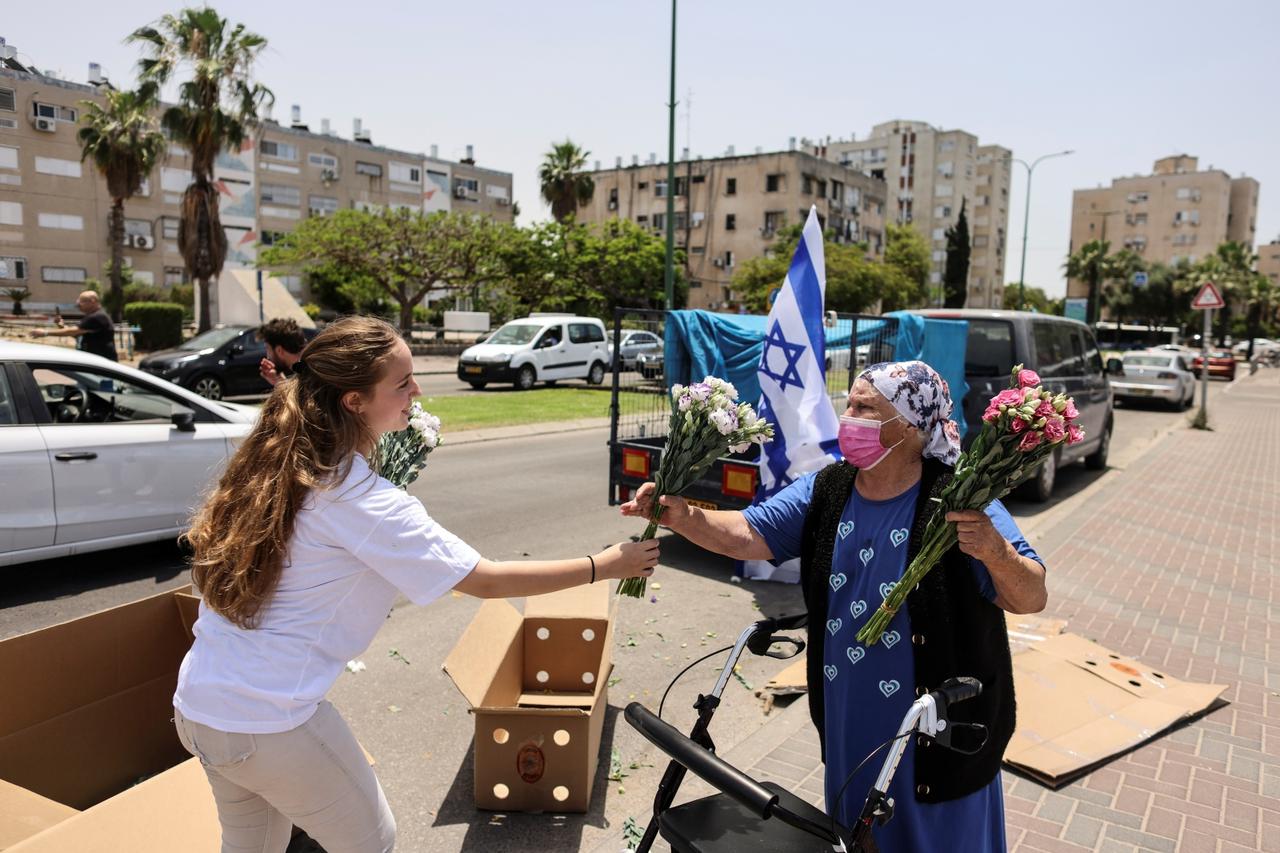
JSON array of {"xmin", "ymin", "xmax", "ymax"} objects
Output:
[{"xmin": 600, "ymin": 370, "xmax": 1279, "ymax": 852}]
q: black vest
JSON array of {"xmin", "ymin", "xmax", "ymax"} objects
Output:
[{"xmin": 799, "ymin": 459, "xmax": 1015, "ymax": 803}]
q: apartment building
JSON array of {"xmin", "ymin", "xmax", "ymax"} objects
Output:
[
  {"xmin": 1259, "ymin": 238, "xmax": 1280, "ymax": 289},
  {"xmin": 825, "ymin": 120, "xmax": 1013, "ymax": 308},
  {"xmin": 1067, "ymin": 155, "xmax": 1260, "ymax": 301},
  {"xmin": 576, "ymin": 148, "xmax": 887, "ymax": 310},
  {"xmin": 0, "ymin": 53, "xmax": 512, "ymax": 311}
]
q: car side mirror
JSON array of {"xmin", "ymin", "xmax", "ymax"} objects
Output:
[
  {"xmin": 171, "ymin": 406, "xmax": 197, "ymax": 432},
  {"xmin": 1105, "ymin": 358, "xmax": 1124, "ymax": 376}
]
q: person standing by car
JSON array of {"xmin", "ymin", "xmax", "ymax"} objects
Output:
[
  {"xmin": 175, "ymin": 316, "xmax": 658, "ymax": 852},
  {"xmin": 257, "ymin": 317, "xmax": 307, "ymax": 387},
  {"xmin": 30, "ymin": 291, "xmax": 118, "ymax": 362}
]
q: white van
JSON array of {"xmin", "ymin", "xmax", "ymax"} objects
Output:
[{"xmin": 457, "ymin": 314, "xmax": 610, "ymax": 390}]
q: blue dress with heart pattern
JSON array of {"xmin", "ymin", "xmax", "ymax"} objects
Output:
[{"xmin": 743, "ymin": 471, "xmax": 1041, "ymax": 851}]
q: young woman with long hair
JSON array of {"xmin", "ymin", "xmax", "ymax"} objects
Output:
[{"xmin": 174, "ymin": 316, "xmax": 657, "ymax": 853}]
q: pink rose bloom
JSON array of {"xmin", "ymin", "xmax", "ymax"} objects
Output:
[
  {"xmin": 1067, "ymin": 423, "xmax": 1085, "ymax": 445},
  {"xmin": 1062, "ymin": 400, "xmax": 1079, "ymax": 421},
  {"xmin": 1017, "ymin": 369, "xmax": 1041, "ymax": 388},
  {"xmin": 1042, "ymin": 417, "xmax": 1066, "ymax": 443},
  {"xmin": 992, "ymin": 388, "xmax": 1023, "ymax": 408},
  {"xmin": 1018, "ymin": 431, "xmax": 1043, "ymax": 451},
  {"xmin": 1034, "ymin": 401, "xmax": 1056, "ymax": 418},
  {"xmin": 982, "ymin": 405, "xmax": 1001, "ymax": 423},
  {"xmin": 1009, "ymin": 416, "xmax": 1028, "ymax": 434}
]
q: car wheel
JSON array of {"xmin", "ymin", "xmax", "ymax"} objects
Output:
[
  {"xmin": 190, "ymin": 374, "xmax": 225, "ymax": 401},
  {"xmin": 1084, "ymin": 421, "xmax": 1111, "ymax": 470},
  {"xmin": 1021, "ymin": 451, "xmax": 1057, "ymax": 503},
  {"xmin": 515, "ymin": 365, "xmax": 536, "ymax": 391},
  {"xmin": 467, "ymin": 381, "xmax": 487, "ymax": 390},
  {"xmin": 587, "ymin": 361, "xmax": 606, "ymax": 386}
]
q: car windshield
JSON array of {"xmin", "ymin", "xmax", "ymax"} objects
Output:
[
  {"xmin": 964, "ymin": 319, "xmax": 1016, "ymax": 377},
  {"xmin": 487, "ymin": 323, "xmax": 542, "ymax": 346},
  {"xmin": 179, "ymin": 327, "xmax": 246, "ymax": 351},
  {"xmin": 1124, "ymin": 355, "xmax": 1174, "ymax": 367}
]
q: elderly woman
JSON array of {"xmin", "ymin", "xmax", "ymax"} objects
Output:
[{"xmin": 622, "ymin": 361, "xmax": 1046, "ymax": 851}]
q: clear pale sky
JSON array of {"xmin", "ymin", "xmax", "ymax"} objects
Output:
[{"xmin": 5, "ymin": 0, "xmax": 1276, "ymax": 297}]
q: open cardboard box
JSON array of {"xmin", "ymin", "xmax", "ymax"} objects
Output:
[
  {"xmin": 442, "ymin": 583, "xmax": 614, "ymax": 813},
  {"xmin": 0, "ymin": 587, "xmax": 223, "ymax": 851}
]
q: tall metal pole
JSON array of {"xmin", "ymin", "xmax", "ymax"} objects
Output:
[
  {"xmin": 1013, "ymin": 150, "xmax": 1074, "ymax": 311},
  {"xmin": 663, "ymin": 0, "xmax": 678, "ymax": 311}
]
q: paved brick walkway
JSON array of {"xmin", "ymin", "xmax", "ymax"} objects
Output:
[{"xmin": 729, "ymin": 371, "xmax": 1280, "ymax": 852}]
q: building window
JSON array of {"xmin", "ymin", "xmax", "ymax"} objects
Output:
[
  {"xmin": 164, "ymin": 267, "xmax": 186, "ymax": 287},
  {"xmin": 763, "ymin": 211, "xmax": 785, "ymax": 235},
  {"xmin": 673, "ymin": 177, "xmax": 687, "ymax": 196},
  {"xmin": 1126, "ymin": 192, "xmax": 1149, "ymax": 204},
  {"xmin": 309, "ymin": 195, "xmax": 339, "ymax": 216},
  {"xmin": 973, "ymin": 235, "xmax": 989, "ymax": 248},
  {"xmin": 32, "ymin": 102, "xmax": 78, "ymax": 123},
  {"xmin": 0, "ymin": 146, "xmax": 17, "ymax": 170},
  {"xmin": 652, "ymin": 212, "xmax": 665, "ymax": 231},
  {"xmin": 161, "ymin": 216, "xmax": 180, "ymax": 240},
  {"xmin": 1175, "ymin": 187, "xmax": 1201, "ymax": 202},
  {"xmin": 0, "ymin": 256, "xmax": 27, "ymax": 280},
  {"xmin": 41, "ymin": 266, "xmax": 87, "ymax": 283},
  {"xmin": 260, "ymin": 229, "xmax": 288, "ymax": 246},
  {"xmin": 38, "ymin": 213, "xmax": 84, "ymax": 231},
  {"xmin": 726, "ymin": 177, "xmax": 737, "ymax": 196},
  {"xmin": 931, "ymin": 228, "xmax": 946, "ymax": 241},
  {"xmin": 637, "ymin": 181, "xmax": 648, "ymax": 190},
  {"xmin": 801, "ymin": 174, "xmax": 814, "ymax": 195},
  {"xmin": 390, "ymin": 162, "xmax": 421, "ymax": 184},
  {"xmin": 935, "ymin": 184, "xmax": 953, "ymax": 198},
  {"xmin": 691, "ymin": 174, "xmax": 706, "ymax": 184},
  {"xmin": 0, "ymin": 87, "xmax": 15, "ymax": 112},
  {"xmin": 934, "ymin": 205, "xmax": 951, "ymax": 218},
  {"xmin": 655, "ymin": 180, "xmax": 668, "ymax": 198},
  {"xmin": 308, "ymin": 152, "xmax": 339, "ymax": 170},
  {"xmin": 34, "ymin": 157, "xmax": 83, "ymax": 178},
  {"xmin": 723, "ymin": 251, "xmax": 734, "ymax": 268},
  {"xmin": 261, "ymin": 184, "xmax": 301, "ymax": 206},
  {"xmin": 453, "ymin": 177, "xmax": 479, "ymax": 196},
  {"xmin": 0, "ymin": 200, "xmax": 21, "ymax": 226},
  {"xmin": 766, "ymin": 174, "xmax": 783, "ymax": 193},
  {"xmin": 124, "ymin": 218, "xmax": 153, "ymax": 239},
  {"xmin": 355, "ymin": 161, "xmax": 383, "ymax": 178},
  {"xmin": 636, "ymin": 214, "xmax": 649, "ymax": 225},
  {"xmin": 725, "ymin": 213, "xmax": 736, "ymax": 231},
  {"xmin": 260, "ymin": 139, "xmax": 298, "ymax": 161}
]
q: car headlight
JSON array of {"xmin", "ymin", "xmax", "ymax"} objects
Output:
[{"xmin": 489, "ymin": 354, "xmax": 512, "ymax": 364}]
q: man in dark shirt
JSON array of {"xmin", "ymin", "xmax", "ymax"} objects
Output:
[
  {"xmin": 31, "ymin": 291, "xmax": 118, "ymax": 361},
  {"xmin": 256, "ymin": 317, "xmax": 306, "ymax": 387}
]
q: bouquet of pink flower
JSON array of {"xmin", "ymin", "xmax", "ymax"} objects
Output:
[{"xmin": 856, "ymin": 365, "xmax": 1083, "ymax": 645}]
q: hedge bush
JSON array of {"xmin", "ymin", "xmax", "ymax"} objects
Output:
[{"xmin": 124, "ymin": 302, "xmax": 185, "ymax": 351}]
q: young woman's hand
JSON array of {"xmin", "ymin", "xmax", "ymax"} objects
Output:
[
  {"xmin": 619, "ymin": 483, "xmax": 692, "ymax": 532},
  {"xmin": 594, "ymin": 539, "xmax": 660, "ymax": 581}
]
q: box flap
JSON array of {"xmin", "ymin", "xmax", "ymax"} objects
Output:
[
  {"xmin": 441, "ymin": 599, "xmax": 523, "ymax": 708},
  {"xmin": 0, "ymin": 779, "xmax": 78, "ymax": 851},
  {"xmin": 523, "ymin": 583, "xmax": 609, "ymax": 620},
  {"xmin": 6, "ymin": 759, "xmax": 219, "ymax": 853}
]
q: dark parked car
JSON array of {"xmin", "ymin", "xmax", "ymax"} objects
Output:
[
  {"xmin": 138, "ymin": 325, "xmax": 319, "ymax": 400},
  {"xmin": 915, "ymin": 309, "xmax": 1114, "ymax": 502}
]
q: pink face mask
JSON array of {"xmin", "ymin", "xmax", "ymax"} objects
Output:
[{"xmin": 838, "ymin": 414, "xmax": 904, "ymax": 470}]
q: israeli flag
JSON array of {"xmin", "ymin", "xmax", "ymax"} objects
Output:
[{"xmin": 742, "ymin": 206, "xmax": 841, "ymax": 583}]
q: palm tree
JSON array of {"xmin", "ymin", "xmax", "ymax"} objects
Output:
[
  {"xmin": 78, "ymin": 88, "xmax": 166, "ymax": 322},
  {"xmin": 1193, "ymin": 241, "xmax": 1256, "ymax": 345},
  {"xmin": 539, "ymin": 140, "xmax": 595, "ymax": 222},
  {"xmin": 1063, "ymin": 239, "xmax": 1115, "ymax": 326},
  {"xmin": 129, "ymin": 8, "xmax": 273, "ymax": 331}
]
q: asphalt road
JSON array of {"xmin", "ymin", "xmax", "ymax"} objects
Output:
[{"xmin": 0, "ymin": 375, "xmax": 1236, "ymax": 851}]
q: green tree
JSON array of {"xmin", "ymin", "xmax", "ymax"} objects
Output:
[
  {"xmin": 881, "ymin": 223, "xmax": 930, "ymax": 311},
  {"xmin": 539, "ymin": 140, "xmax": 595, "ymax": 223},
  {"xmin": 1101, "ymin": 249, "xmax": 1146, "ymax": 346},
  {"xmin": 731, "ymin": 225, "xmax": 884, "ymax": 314},
  {"xmin": 1002, "ymin": 285, "xmax": 1058, "ymax": 314},
  {"xmin": 1193, "ymin": 241, "xmax": 1258, "ymax": 345},
  {"xmin": 1064, "ymin": 239, "xmax": 1116, "ymax": 326},
  {"xmin": 130, "ymin": 8, "xmax": 273, "ymax": 331},
  {"xmin": 77, "ymin": 88, "xmax": 166, "ymax": 322},
  {"xmin": 260, "ymin": 208, "xmax": 508, "ymax": 332},
  {"xmin": 942, "ymin": 198, "xmax": 970, "ymax": 308}
]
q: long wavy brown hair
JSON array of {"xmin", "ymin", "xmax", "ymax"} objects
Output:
[{"xmin": 185, "ymin": 316, "xmax": 402, "ymax": 628}]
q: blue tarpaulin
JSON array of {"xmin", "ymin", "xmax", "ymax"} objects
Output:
[{"xmin": 887, "ymin": 312, "xmax": 971, "ymax": 438}]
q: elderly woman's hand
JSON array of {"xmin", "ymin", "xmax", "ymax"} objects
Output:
[
  {"xmin": 945, "ymin": 510, "xmax": 1011, "ymax": 565},
  {"xmin": 619, "ymin": 482, "xmax": 693, "ymax": 532}
]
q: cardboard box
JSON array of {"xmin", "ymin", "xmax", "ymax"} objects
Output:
[
  {"xmin": 442, "ymin": 584, "xmax": 614, "ymax": 813},
  {"xmin": 0, "ymin": 587, "xmax": 222, "ymax": 851},
  {"xmin": 1004, "ymin": 632, "xmax": 1228, "ymax": 788}
]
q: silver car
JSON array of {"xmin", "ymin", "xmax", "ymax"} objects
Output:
[
  {"xmin": 1112, "ymin": 351, "xmax": 1196, "ymax": 408},
  {"xmin": 609, "ymin": 330, "xmax": 663, "ymax": 371}
]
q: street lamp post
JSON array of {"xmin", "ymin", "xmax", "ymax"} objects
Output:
[
  {"xmin": 1013, "ymin": 149, "xmax": 1074, "ymax": 311},
  {"xmin": 662, "ymin": 0, "xmax": 678, "ymax": 311}
]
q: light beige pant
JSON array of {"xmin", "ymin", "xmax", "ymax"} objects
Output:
[{"xmin": 174, "ymin": 701, "xmax": 395, "ymax": 853}]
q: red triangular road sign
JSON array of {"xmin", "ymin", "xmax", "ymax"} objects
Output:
[{"xmin": 1192, "ymin": 281, "xmax": 1224, "ymax": 310}]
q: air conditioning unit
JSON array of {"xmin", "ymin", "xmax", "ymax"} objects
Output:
[
  {"xmin": 495, "ymin": 197, "xmax": 510, "ymax": 206},
  {"xmin": 134, "ymin": 235, "xmax": 153, "ymax": 250},
  {"xmin": 712, "ymin": 258, "xmax": 724, "ymax": 268},
  {"xmin": 453, "ymin": 186, "xmax": 469, "ymax": 199},
  {"xmin": 33, "ymin": 117, "xmax": 56, "ymax": 133},
  {"xmin": 607, "ymin": 200, "xmax": 618, "ymax": 211},
  {"xmin": 320, "ymin": 168, "xmax": 338, "ymax": 184}
]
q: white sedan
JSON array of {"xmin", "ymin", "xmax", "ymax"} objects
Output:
[
  {"xmin": 1112, "ymin": 351, "xmax": 1196, "ymax": 408},
  {"xmin": 0, "ymin": 341, "xmax": 258, "ymax": 567}
]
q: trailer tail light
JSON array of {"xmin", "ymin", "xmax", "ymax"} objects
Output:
[
  {"xmin": 618, "ymin": 485, "xmax": 632, "ymax": 503},
  {"xmin": 721, "ymin": 463, "xmax": 758, "ymax": 499},
  {"xmin": 622, "ymin": 448, "xmax": 651, "ymax": 479}
]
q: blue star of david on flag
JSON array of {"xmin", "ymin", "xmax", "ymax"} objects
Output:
[{"xmin": 760, "ymin": 320, "xmax": 807, "ymax": 391}]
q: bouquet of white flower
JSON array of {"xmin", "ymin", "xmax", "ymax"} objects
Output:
[
  {"xmin": 376, "ymin": 402, "xmax": 443, "ymax": 489},
  {"xmin": 619, "ymin": 376, "xmax": 774, "ymax": 598}
]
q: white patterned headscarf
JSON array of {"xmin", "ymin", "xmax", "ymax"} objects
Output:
[{"xmin": 857, "ymin": 360, "xmax": 962, "ymax": 465}]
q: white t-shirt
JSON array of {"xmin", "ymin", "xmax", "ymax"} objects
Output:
[{"xmin": 174, "ymin": 454, "xmax": 480, "ymax": 733}]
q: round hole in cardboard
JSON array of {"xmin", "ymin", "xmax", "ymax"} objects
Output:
[
  {"xmin": 536, "ymin": 627, "xmax": 551, "ymax": 640},
  {"xmin": 553, "ymin": 786, "xmax": 570, "ymax": 802},
  {"xmin": 553, "ymin": 729, "xmax": 571, "ymax": 746},
  {"xmin": 536, "ymin": 670, "xmax": 550, "ymax": 683},
  {"xmin": 582, "ymin": 628, "xmax": 596, "ymax": 642},
  {"xmin": 493, "ymin": 728, "xmax": 509, "ymax": 744},
  {"xmin": 493, "ymin": 783, "xmax": 510, "ymax": 799},
  {"xmin": 582, "ymin": 671, "xmax": 595, "ymax": 685}
]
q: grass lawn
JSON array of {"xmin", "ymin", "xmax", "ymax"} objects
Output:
[{"xmin": 416, "ymin": 387, "xmax": 656, "ymax": 431}]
